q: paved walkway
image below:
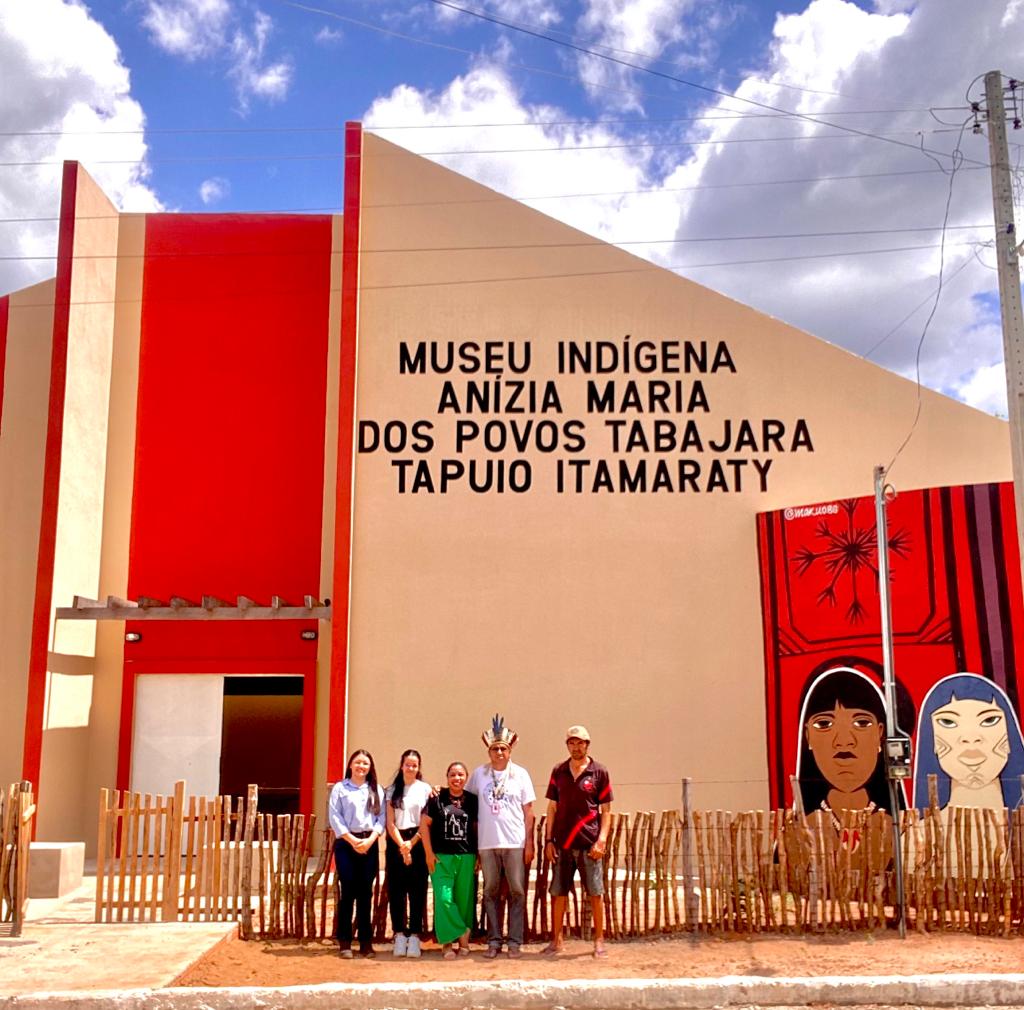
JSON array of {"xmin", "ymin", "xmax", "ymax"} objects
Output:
[
  {"xmin": 3, "ymin": 974, "xmax": 1024, "ymax": 1009},
  {"xmin": 0, "ymin": 876, "xmax": 234, "ymax": 997}
]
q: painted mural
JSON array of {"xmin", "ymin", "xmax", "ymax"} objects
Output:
[{"xmin": 758, "ymin": 481, "xmax": 1024, "ymax": 813}]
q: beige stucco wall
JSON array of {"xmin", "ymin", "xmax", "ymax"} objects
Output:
[
  {"xmin": 72, "ymin": 212, "xmax": 146, "ymax": 855},
  {"xmin": 0, "ymin": 279, "xmax": 55, "ymax": 788},
  {"xmin": 346, "ymin": 135, "xmax": 1011, "ymax": 813},
  {"xmin": 37, "ymin": 167, "xmax": 120, "ymax": 841}
]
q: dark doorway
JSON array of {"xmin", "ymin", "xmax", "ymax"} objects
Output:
[{"xmin": 220, "ymin": 675, "xmax": 302, "ymax": 816}]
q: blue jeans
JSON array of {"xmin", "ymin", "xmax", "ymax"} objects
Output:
[{"xmin": 479, "ymin": 847, "xmax": 526, "ymax": 948}]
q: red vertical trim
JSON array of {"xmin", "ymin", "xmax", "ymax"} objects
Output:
[
  {"xmin": 22, "ymin": 162, "xmax": 78, "ymax": 793},
  {"xmin": 0, "ymin": 295, "xmax": 9, "ymax": 437},
  {"xmin": 327, "ymin": 122, "xmax": 363, "ymax": 780},
  {"xmin": 300, "ymin": 666, "xmax": 316, "ymax": 816},
  {"xmin": 756, "ymin": 512, "xmax": 782, "ymax": 808},
  {"xmin": 999, "ymin": 481, "xmax": 1024, "ymax": 670},
  {"xmin": 115, "ymin": 666, "xmax": 136, "ymax": 791}
]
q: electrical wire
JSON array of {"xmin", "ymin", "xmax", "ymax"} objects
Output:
[
  {"xmin": 882, "ymin": 116, "xmax": 972, "ymax": 477},
  {"xmin": 0, "ymin": 165, "xmax": 990, "ymax": 224},
  {"xmin": 282, "ymin": 0, "xmax": 987, "ymax": 170},
  {"xmin": 417, "ymin": 0, "xmax": 991, "ymax": 169},
  {"xmin": 0, "ymin": 240, "xmax": 981, "ymax": 305},
  {"xmin": 862, "ymin": 256, "xmax": 974, "ymax": 359},
  {"xmin": 0, "ymin": 126, "xmax": 974, "ymax": 169},
  {"xmin": 0, "ymin": 227, "xmax": 990, "ymax": 262},
  {"xmin": 0, "ymin": 107, "xmax": 962, "ymax": 139}
]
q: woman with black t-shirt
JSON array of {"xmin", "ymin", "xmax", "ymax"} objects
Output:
[{"xmin": 420, "ymin": 761, "xmax": 478, "ymax": 959}]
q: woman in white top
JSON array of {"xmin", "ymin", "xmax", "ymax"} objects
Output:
[{"xmin": 384, "ymin": 748, "xmax": 432, "ymax": 957}]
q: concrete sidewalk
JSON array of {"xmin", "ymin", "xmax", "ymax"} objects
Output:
[
  {"xmin": 3, "ymin": 973, "xmax": 1024, "ymax": 1009},
  {"xmin": 0, "ymin": 875, "xmax": 235, "ymax": 997}
]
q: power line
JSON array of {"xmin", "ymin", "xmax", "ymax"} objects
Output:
[
  {"xmin": 0, "ymin": 108, "xmax": 965, "ymax": 139},
  {"xmin": 419, "ymin": 0, "xmax": 991, "ymax": 170},
  {"xmin": 282, "ymin": 0, "xmax": 984, "ymax": 174},
  {"xmin": 0, "ymin": 226, "xmax": 990, "ymax": 262},
  {"xmin": 0, "ymin": 164, "xmax": 991, "ymax": 225},
  {"xmin": 0, "ymin": 126, "xmax": 977, "ymax": 169},
  {"xmin": 883, "ymin": 117, "xmax": 973, "ymax": 476},
  {"xmin": 0, "ymin": 241, "xmax": 981, "ymax": 304},
  {"xmin": 862, "ymin": 256, "xmax": 974, "ymax": 359}
]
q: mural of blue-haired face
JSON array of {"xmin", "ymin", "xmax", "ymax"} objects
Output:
[{"xmin": 914, "ymin": 673, "xmax": 1024, "ymax": 811}]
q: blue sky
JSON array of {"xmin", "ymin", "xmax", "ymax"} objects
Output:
[{"xmin": 1, "ymin": 0, "xmax": 1022, "ymax": 416}]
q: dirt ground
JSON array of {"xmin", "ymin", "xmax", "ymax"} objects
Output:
[{"xmin": 177, "ymin": 930, "xmax": 1024, "ymax": 987}]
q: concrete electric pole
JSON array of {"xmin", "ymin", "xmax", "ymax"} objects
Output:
[{"xmin": 983, "ymin": 70, "xmax": 1024, "ymax": 571}]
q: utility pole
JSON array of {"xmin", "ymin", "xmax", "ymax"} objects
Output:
[
  {"xmin": 983, "ymin": 71, "xmax": 1024, "ymax": 572},
  {"xmin": 873, "ymin": 465, "xmax": 910, "ymax": 939}
]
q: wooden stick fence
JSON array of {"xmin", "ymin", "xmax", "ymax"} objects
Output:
[
  {"xmin": 0, "ymin": 781, "xmax": 35, "ymax": 938},
  {"xmin": 95, "ymin": 781, "xmax": 1024, "ymax": 939}
]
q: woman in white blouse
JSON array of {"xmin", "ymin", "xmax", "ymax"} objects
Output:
[
  {"xmin": 328, "ymin": 749, "xmax": 385, "ymax": 958},
  {"xmin": 384, "ymin": 748, "xmax": 432, "ymax": 958}
]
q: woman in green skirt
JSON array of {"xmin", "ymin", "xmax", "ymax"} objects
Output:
[{"xmin": 420, "ymin": 761, "xmax": 478, "ymax": 959}]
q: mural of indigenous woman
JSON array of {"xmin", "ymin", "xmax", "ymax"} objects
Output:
[
  {"xmin": 912, "ymin": 673, "xmax": 1024, "ymax": 812},
  {"xmin": 796, "ymin": 666, "xmax": 896, "ymax": 821}
]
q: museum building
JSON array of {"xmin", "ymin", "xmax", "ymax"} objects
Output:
[{"xmin": 0, "ymin": 124, "xmax": 1013, "ymax": 852}]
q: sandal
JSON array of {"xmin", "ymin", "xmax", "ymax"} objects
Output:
[
  {"xmin": 457, "ymin": 944, "xmax": 471, "ymax": 957},
  {"xmin": 442, "ymin": 945, "xmax": 457, "ymax": 960}
]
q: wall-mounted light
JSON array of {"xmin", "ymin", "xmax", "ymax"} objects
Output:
[
  {"xmin": 300, "ymin": 630, "xmax": 318, "ymax": 641},
  {"xmin": 125, "ymin": 632, "xmax": 142, "ymax": 643}
]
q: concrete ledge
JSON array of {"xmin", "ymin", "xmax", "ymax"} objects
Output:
[
  {"xmin": 27, "ymin": 843, "xmax": 84, "ymax": 899},
  {"xmin": 4, "ymin": 973, "xmax": 1024, "ymax": 1009}
]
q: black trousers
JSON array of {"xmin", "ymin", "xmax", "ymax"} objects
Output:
[
  {"xmin": 334, "ymin": 837, "xmax": 379, "ymax": 947},
  {"xmin": 386, "ymin": 831, "xmax": 428, "ymax": 935}
]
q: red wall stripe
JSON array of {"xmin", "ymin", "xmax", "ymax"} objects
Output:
[
  {"xmin": 0, "ymin": 295, "xmax": 9, "ymax": 437},
  {"xmin": 327, "ymin": 122, "xmax": 363, "ymax": 780},
  {"xmin": 118, "ymin": 212, "xmax": 334, "ymax": 811},
  {"xmin": 22, "ymin": 162, "xmax": 78, "ymax": 793}
]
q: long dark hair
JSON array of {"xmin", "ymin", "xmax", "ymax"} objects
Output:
[
  {"xmin": 389, "ymin": 749, "xmax": 423, "ymax": 809},
  {"xmin": 345, "ymin": 748, "xmax": 381, "ymax": 816},
  {"xmin": 796, "ymin": 666, "xmax": 895, "ymax": 814}
]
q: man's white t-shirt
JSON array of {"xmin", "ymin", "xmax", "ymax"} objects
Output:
[{"xmin": 467, "ymin": 761, "xmax": 536, "ymax": 850}]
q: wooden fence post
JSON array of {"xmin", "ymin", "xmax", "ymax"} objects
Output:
[
  {"xmin": 11, "ymin": 782, "xmax": 34, "ymax": 937},
  {"xmin": 239, "ymin": 784, "xmax": 258, "ymax": 939},
  {"xmin": 681, "ymin": 779, "xmax": 698, "ymax": 932},
  {"xmin": 161, "ymin": 780, "xmax": 185, "ymax": 921}
]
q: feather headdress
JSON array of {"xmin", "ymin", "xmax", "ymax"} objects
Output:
[{"xmin": 482, "ymin": 712, "xmax": 518, "ymax": 748}]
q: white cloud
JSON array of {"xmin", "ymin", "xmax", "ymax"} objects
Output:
[
  {"xmin": 953, "ymin": 361, "xmax": 1008, "ymax": 417},
  {"xmin": 429, "ymin": 0, "xmax": 561, "ymax": 29},
  {"xmin": 141, "ymin": 0, "xmax": 231, "ymax": 59},
  {"xmin": 199, "ymin": 176, "xmax": 230, "ymax": 204},
  {"xmin": 141, "ymin": 1, "xmax": 292, "ymax": 109},
  {"xmin": 314, "ymin": 25, "xmax": 344, "ymax": 45},
  {"xmin": 574, "ymin": 0, "xmax": 718, "ymax": 110},
  {"xmin": 366, "ymin": 0, "xmax": 1015, "ymax": 423},
  {"xmin": 363, "ymin": 62, "xmax": 681, "ymax": 255},
  {"xmin": 654, "ymin": 0, "xmax": 1020, "ymax": 416},
  {"xmin": 0, "ymin": 0, "xmax": 161, "ymax": 296},
  {"xmin": 229, "ymin": 11, "xmax": 292, "ymax": 109}
]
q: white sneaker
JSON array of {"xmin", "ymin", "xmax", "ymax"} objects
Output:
[
  {"xmin": 406, "ymin": 935, "xmax": 421, "ymax": 958},
  {"xmin": 393, "ymin": 934, "xmax": 408, "ymax": 957}
]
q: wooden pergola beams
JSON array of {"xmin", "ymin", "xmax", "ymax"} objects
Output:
[{"xmin": 56, "ymin": 594, "xmax": 331, "ymax": 622}]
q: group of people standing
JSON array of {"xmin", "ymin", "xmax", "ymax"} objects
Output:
[{"xmin": 326, "ymin": 715, "xmax": 613, "ymax": 960}]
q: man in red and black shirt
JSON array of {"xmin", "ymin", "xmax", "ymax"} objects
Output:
[{"xmin": 542, "ymin": 725, "xmax": 613, "ymax": 958}]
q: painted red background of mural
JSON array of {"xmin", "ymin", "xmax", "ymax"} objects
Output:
[{"xmin": 758, "ymin": 482, "xmax": 1024, "ymax": 809}]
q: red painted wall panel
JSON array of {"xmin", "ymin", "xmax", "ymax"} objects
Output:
[
  {"xmin": 0, "ymin": 295, "xmax": 8, "ymax": 436},
  {"xmin": 126, "ymin": 214, "xmax": 333, "ymax": 663}
]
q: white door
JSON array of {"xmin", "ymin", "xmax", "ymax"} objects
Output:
[{"xmin": 131, "ymin": 674, "xmax": 224, "ymax": 798}]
